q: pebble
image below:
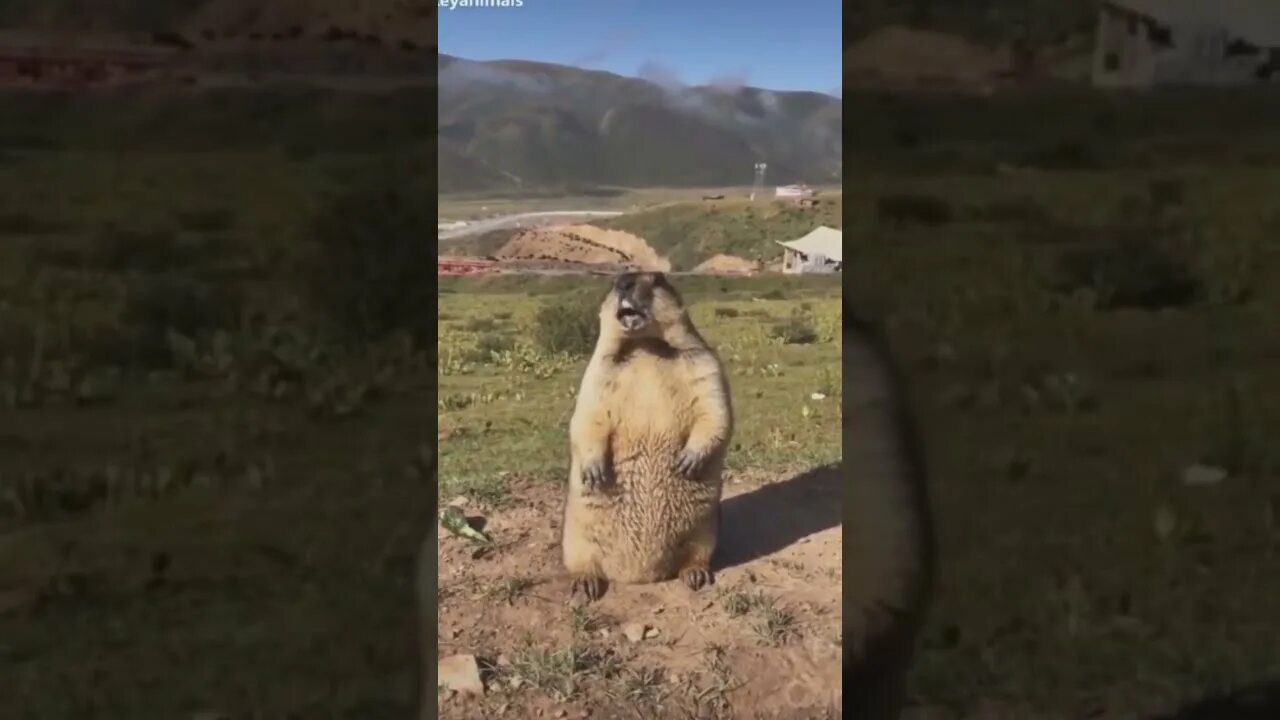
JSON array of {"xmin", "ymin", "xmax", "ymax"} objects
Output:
[
  {"xmin": 438, "ymin": 653, "xmax": 485, "ymax": 696},
  {"xmin": 622, "ymin": 622, "xmax": 649, "ymax": 642}
]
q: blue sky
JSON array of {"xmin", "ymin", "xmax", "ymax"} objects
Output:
[{"xmin": 438, "ymin": 0, "xmax": 841, "ymax": 94}]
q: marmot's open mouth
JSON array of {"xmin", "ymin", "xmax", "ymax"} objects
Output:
[{"xmin": 617, "ymin": 305, "xmax": 647, "ymax": 330}]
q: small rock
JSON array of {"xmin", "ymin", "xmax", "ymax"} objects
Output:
[
  {"xmin": 652, "ymin": 604, "xmax": 665, "ymax": 615},
  {"xmin": 598, "ymin": 628, "xmax": 610, "ymax": 639},
  {"xmin": 622, "ymin": 622, "xmax": 649, "ymax": 642},
  {"xmin": 643, "ymin": 626, "xmax": 660, "ymax": 639},
  {"xmin": 810, "ymin": 392, "xmax": 826, "ymax": 400},
  {"xmin": 438, "ymin": 653, "xmax": 485, "ymax": 696},
  {"xmin": 555, "ymin": 710, "xmax": 568, "ymax": 718},
  {"xmin": 449, "ymin": 495, "xmax": 470, "ymax": 507},
  {"xmin": 1183, "ymin": 464, "xmax": 1228, "ymax": 487}
]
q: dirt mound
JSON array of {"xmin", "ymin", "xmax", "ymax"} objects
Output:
[
  {"xmin": 846, "ymin": 25, "xmax": 1008, "ymax": 90},
  {"xmin": 495, "ymin": 224, "xmax": 671, "ymax": 272},
  {"xmin": 692, "ymin": 254, "xmax": 763, "ymax": 276},
  {"xmin": 436, "ymin": 468, "xmax": 842, "ymax": 718}
]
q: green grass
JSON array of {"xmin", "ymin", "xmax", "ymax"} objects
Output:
[
  {"xmin": 0, "ymin": 90, "xmax": 428, "ymax": 719},
  {"xmin": 594, "ymin": 195, "xmax": 843, "ymax": 270},
  {"xmin": 838, "ymin": 163, "xmax": 1280, "ymax": 716},
  {"xmin": 437, "ymin": 275, "xmax": 842, "ymax": 502}
]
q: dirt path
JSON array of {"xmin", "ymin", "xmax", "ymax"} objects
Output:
[{"xmin": 436, "ymin": 466, "xmax": 842, "ymax": 719}]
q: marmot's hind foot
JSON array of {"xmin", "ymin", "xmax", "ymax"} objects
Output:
[
  {"xmin": 680, "ymin": 566, "xmax": 714, "ymax": 591},
  {"xmin": 571, "ymin": 574, "xmax": 609, "ymax": 602}
]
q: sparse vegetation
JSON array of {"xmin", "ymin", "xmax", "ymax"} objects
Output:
[
  {"xmin": 594, "ymin": 196, "xmax": 843, "ymax": 271},
  {"xmin": 530, "ymin": 288, "xmax": 605, "ymax": 358},
  {"xmin": 302, "ymin": 160, "xmax": 434, "ymax": 343},
  {"xmin": 0, "ymin": 88, "xmax": 429, "ymax": 719}
]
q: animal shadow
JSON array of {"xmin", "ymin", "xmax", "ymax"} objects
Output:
[
  {"xmin": 1151, "ymin": 680, "xmax": 1280, "ymax": 720},
  {"xmin": 715, "ymin": 463, "xmax": 841, "ymax": 571}
]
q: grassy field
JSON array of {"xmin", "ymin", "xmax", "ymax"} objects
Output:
[
  {"xmin": 0, "ymin": 89, "xmax": 429, "ymax": 718},
  {"xmin": 436, "ymin": 274, "xmax": 842, "ymax": 500},
  {"xmin": 437, "ymin": 184, "xmax": 843, "ymax": 221},
  {"xmin": 598, "ymin": 194, "xmax": 843, "ymax": 270},
  {"xmin": 842, "ymin": 162, "xmax": 1280, "ymax": 716}
]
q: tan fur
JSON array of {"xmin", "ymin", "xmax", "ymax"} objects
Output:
[
  {"xmin": 844, "ymin": 307, "xmax": 936, "ymax": 719},
  {"xmin": 562, "ymin": 273, "xmax": 733, "ymax": 594}
]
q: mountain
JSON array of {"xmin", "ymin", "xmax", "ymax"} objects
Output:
[{"xmin": 438, "ymin": 54, "xmax": 842, "ymax": 193}]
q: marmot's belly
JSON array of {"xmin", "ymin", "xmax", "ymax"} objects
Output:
[{"xmin": 593, "ymin": 468, "xmax": 719, "ymax": 582}]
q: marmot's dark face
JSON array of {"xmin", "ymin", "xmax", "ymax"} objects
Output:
[{"xmin": 604, "ymin": 271, "xmax": 684, "ymax": 336}]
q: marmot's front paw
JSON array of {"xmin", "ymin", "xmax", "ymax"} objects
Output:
[
  {"xmin": 580, "ymin": 458, "xmax": 611, "ymax": 491},
  {"xmin": 673, "ymin": 447, "xmax": 707, "ymax": 477},
  {"xmin": 680, "ymin": 566, "xmax": 714, "ymax": 591}
]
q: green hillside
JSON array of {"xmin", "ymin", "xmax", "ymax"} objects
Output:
[
  {"xmin": 596, "ymin": 195, "xmax": 843, "ymax": 270},
  {"xmin": 438, "ymin": 55, "xmax": 841, "ymax": 193}
]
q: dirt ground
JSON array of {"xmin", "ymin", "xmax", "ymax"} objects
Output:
[{"xmin": 436, "ymin": 467, "xmax": 842, "ymax": 720}]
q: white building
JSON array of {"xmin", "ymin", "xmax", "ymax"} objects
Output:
[
  {"xmin": 776, "ymin": 226, "xmax": 842, "ymax": 274},
  {"xmin": 1093, "ymin": 0, "xmax": 1280, "ymax": 87},
  {"xmin": 775, "ymin": 184, "xmax": 816, "ymax": 199}
]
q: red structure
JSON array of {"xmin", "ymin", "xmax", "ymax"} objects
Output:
[
  {"xmin": 0, "ymin": 39, "xmax": 173, "ymax": 88},
  {"xmin": 438, "ymin": 258, "xmax": 499, "ymax": 276}
]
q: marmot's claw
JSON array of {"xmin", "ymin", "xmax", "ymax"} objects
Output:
[
  {"xmin": 581, "ymin": 459, "xmax": 610, "ymax": 490},
  {"xmin": 571, "ymin": 575, "xmax": 608, "ymax": 601},
  {"xmin": 680, "ymin": 566, "xmax": 714, "ymax": 591},
  {"xmin": 673, "ymin": 448, "xmax": 704, "ymax": 477}
]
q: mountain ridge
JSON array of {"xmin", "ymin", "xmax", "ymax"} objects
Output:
[{"xmin": 438, "ymin": 53, "xmax": 842, "ymax": 193}]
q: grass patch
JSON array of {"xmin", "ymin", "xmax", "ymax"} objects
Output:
[{"xmin": 437, "ymin": 279, "xmax": 842, "ymax": 500}]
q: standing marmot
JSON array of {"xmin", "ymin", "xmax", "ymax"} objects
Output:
[
  {"xmin": 562, "ymin": 272, "xmax": 733, "ymax": 601},
  {"xmin": 844, "ymin": 306, "xmax": 936, "ymax": 719}
]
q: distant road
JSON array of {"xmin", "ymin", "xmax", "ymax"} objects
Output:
[{"xmin": 437, "ymin": 210, "xmax": 624, "ymax": 241}]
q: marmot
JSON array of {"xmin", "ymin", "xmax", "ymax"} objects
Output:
[
  {"xmin": 844, "ymin": 306, "xmax": 937, "ymax": 719},
  {"xmin": 562, "ymin": 271, "xmax": 733, "ymax": 601}
]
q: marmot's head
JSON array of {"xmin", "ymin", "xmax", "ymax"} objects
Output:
[{"xmin": 601, "ymin": 271, "xmax": 685, "ymax": 337}]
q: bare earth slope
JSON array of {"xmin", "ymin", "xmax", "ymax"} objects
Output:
[{"xmin": 437, "ymin": 470, "xmax": 842, "ymax": 719}]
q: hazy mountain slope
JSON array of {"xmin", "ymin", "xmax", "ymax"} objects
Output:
[{"xmin": 438, "ymin": 54, "xmax": 842, "ymax": 192}]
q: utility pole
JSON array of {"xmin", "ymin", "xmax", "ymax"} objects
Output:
[{"xmin": 750, "ymin": 162, "xmax": 767, "ymax": 201}]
